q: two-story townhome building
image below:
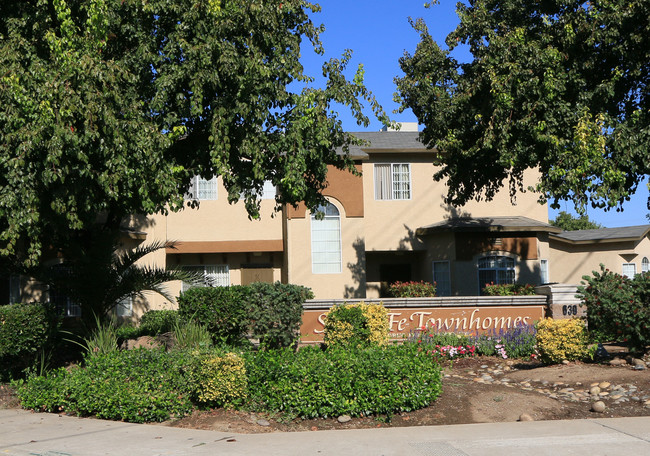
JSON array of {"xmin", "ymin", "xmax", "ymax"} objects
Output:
[{"xmin": 130, "ymin": 123, "xmax": 560, "ymax": 316}]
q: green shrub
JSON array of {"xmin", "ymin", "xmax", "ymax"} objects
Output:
[
  {"xmin": 482, "ymin": 283, "xmax": 536, "ymax": 296},
  {"xmin": 535, "ymin": 318, "xmax": 592, "ymax": 364},
  {"xmin": 0, "ymin": 302, "xmax": 60, "ymax": 380},
  {"xmin": 388, "ymin": 281, "xmax": 436, "ymax": 297},
  {"xmin": 323, "ymin": 302, "xmax": 389, "ymax": 348},
  {"xmin": 115, "ymin": 323, "xmax": 140, "ymax": 341},
  {"xmin": 578, "ymin": 266, "xmax": 650, "ymax": 352},
  {"xmin": 244, "ymin": 344, "xmax": 442, "ymax": 420},
  {"xmin": 139, "ymin": 310, "xmax": 180, "ymax": 336},
  {"xmin": 178, "ymin": 286, "xmax": 251, "ymax": 345},
  {"xmin": 247, "ymin": 282, "xmax": 312, "ymax": 349},
  {"xmin": 17, "ymin": 350, "xmax": 195, "ymax": 423},
  {"xmin": 189, "ymin": 352, "xmax": 247, "ymax": 407}
]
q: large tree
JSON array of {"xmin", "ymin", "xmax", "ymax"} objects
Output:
[
  {"xmin": 396, "ymin": 0, "xmax": 649, "ymax": 212},
  {"xmin": 0, "ymin": 0, "xmax": 387, "ymax": 269},
  {"xmin": 550, "ymin": 211, "xmax": 603, "ymax": 231}
]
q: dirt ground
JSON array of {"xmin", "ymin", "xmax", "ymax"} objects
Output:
[{"xmin": 3, "ymin": 346, "xmax": 649, "ymax": 433}]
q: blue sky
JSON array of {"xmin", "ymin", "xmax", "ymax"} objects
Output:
[{"xmin": 300, "ymin": 0, "xmax": 649, "ymax": 227}]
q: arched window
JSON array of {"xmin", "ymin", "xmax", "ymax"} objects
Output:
[
  {"xmin": 643, "ymin": 257, "xmax": 649, "ymax": 273},
  {"xmin": 311, "ymin": 202, "xmax": 342, "ymax": 274},
  {"xmin": 478, "ymin": 255, "xmax": 515, "ymax": 289}
]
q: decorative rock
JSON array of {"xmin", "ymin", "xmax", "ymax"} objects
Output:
[
  {"xmin": 518, "ymin": 413, "xmax": 534, "ymax": 422},
  {"xmin": 591, "ymin": 401, "xmax": 606, "ymax": 413},
  {"xmin": 480, "ymin": 365, "xmax": 489, "ymax": 369},
  {"xmin": 632, "ymin": 358, "xmax": 646, "ymax": 367},
  {"xmin": 337, "ymin": 415, "xmax": 352, "ymax": 424},
  {"xmin": 609, "ymin": 358, "xmax": 626, "ymax": 366},
  {"xmin": 599, "ymin": 382, "xmax": 611, "ymax": 389},
  {"xmin": 633, "ymin": 365, "xmax": 647, "ymax": 371},
  {"xmin": 256, "ymin": 419, "xmax": 271, "ymax": 426},
  {"xmin": 562, "ymin": 360, "xmax": 570, "ymax": 365},
  {"xmin": 590, "ymin": 386, "xmax": 601, "ymax": 396}
]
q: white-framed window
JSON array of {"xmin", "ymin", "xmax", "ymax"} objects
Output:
[
  {"xmin": 311, "ymin": 202, "xmax": 342, "ymax": 274},
  {"xmin": 622, "ymin": 263, "xmax": 636, "ymax": 278},
  {"xmin": 374, "ymin": 163, "xmax": 411, "ymax": 200},
  {"xmin": 182, "ymin": 265, "xmax": 230, "ymax": 292},
  {"xmin": 187, "ymin": 176, "xmax": 218, "ymax": 200},
  {"xmin": 478, "ymin": 255, "xmax": 515, "ymax": 291},
  {"xmin": 115, "ymin": 295, "xmax": 133, "ymax": 317},
  {"xmin": 642, "ymin": 257, "xmax": 649, "ymax": 273},
  {"xmin": 540, "ymin": 259, "xmax": 549, "ymax": 284},
  {"xmin": 241, "ymin": 180, "xmax": 277, "ymax": 200},
  {"xmin": 432, "ymin": 261, "xmax": 451, "ymax": 297}
]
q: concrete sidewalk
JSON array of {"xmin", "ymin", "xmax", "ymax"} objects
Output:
[{"xmin": 1, "ymin": 409, "xmax": 649, "ymax": 456}]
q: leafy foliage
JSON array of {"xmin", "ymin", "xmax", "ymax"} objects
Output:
[
  {"xmin": 482, "ymin": 283, "xmax": 536, "ymax": 296},
  {"xmin": 578, "ymin": 266, "xmax": 650, "ymax": 352},
  {"xmin": 244, "ymin": 344, "xmax": 442, "ymax": 420},
  {"xmin": 139, "ymin": 310, "xmax": 181, "ymax": 336},
  {"xmin": 247, "ymin": 282, "xmax": 312, "ymax": 349},
  {"xmin": 535, "ymin": 318, "xmax": 592, "ymax": 364},
  {"xmin": 16, "ymin": 350, "xmax": 195, "ymax": 423},
  {"xmin": 0, "ymin": 302, "xmax": 60, "ymax": 380},
  {"xmin": 188, "ymin": 352, "xmax": 248, "ymax": 408},
  {"xmin": 396, "ymin": 0, "xmax": 650, "ymax": 213},
  {"xmin": 177, "ymin": 286, "xmax": 251, "ymax": 346},
  {"xmin": 388, "ymin": 281, "xmax": 436, "ymax": 297},
  {"xmin": 171, "ymin": 319, "xmax": 213, "ymax": 351},
  {"xmin": 323, "ymin": 302, "xmax": 389, "ymax": 348},
  {"xmin": 0, "ymin": 0, "xmax": 387, "ymax": 269},
  {"xmin": 550, "ymin": 211, "xmax": 603, "ymax": 231}
]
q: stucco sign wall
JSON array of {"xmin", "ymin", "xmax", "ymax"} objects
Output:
[{"xmin": 300, "ymin": 305, "xmax": 546, "ymax": 343}]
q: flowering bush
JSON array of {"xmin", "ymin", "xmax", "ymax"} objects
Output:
[
  {"xmin": 388, "ymin": 281, "xmax": 436, "ymax": 298},
  {"xmin": 482, "ymin": 283, "xmax": 536, "ymax": 296},
  {"xmin": 425, "ymin": 344, "xmax": 476, "ymax": 361},
  {"xmin": 578, "ymin": 265, "xmax": 650, "ymax": 353}
]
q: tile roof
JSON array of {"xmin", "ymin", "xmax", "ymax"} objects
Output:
[
  {"xmin": 416, "ymin": 216, "xmax": 561, "ymax": 235},
  {"xmin": 550, "ymin": 225, "xmax": 650, "ymax": 244}
]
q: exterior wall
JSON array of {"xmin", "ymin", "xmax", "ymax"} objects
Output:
[
  {"xmin": 362, "ymin": 156, "xmax": 547, "ymax": 252},
  {"xmin": 549, "ymin": 235, "xmax": 650, "ymax": 285},
  {"xmin": 284, "ymin": 197, "xmax": 366, "ymax": 299}
]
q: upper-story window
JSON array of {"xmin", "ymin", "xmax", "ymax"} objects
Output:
[
  {"xmin": 187, "ymin": 176, "xmax": 218, "ymax": 200},
  {"xmin": 478, "ymin": 255, "xmax": 515, "ymax": 291},
  {"xmin": 311, "ymin": 202, "xmax": 342, "ymax": 274},
  {"xmin": 642, "ymin": 257, "xmax": 649, "ymax": 273},
  {"xmin": 374, "ymin": 163, "xmax": 411, "ymax": 200}
]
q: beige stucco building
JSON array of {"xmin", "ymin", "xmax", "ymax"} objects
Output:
[
  {"xmin": 7, "ymin": 124, "xmax": 648, "ymax": 318},
  {"xmin": 124, "ymin": 125, "xmax": 565, "ymax": 315}
]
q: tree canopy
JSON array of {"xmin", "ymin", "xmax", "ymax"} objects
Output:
[
  {"xmin": 396, "ymin": 0, "xmax": 649, "ymax": 213},
  {"xmin": 0, "ymin": 0, "xmax": 387, "ymax": 268},
  {"xmin": 550, "ymin": 211, "xmax": 603, "ymax": 231}
]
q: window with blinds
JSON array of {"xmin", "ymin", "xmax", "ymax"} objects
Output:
[
  {"xmin": 311, "ymin": 202, "xmax": 342, "ymax": 274},
  {"xmin": 374, "ymin": 163, "xmax": 411, "ymax": 200}
]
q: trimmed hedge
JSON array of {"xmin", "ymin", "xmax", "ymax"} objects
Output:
[
  {"xmin": 0, "ymin": 302, "xmax": 60, "ymax": 380},
  {"xmin": 178, "ymin": 282, "xmax": 312, "ymax": 348},
  {"xmin": 244, "ymin": 344, "xmax": 442, "ymax": 420}
]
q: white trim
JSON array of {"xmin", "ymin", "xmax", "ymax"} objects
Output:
[
  {"xmin": 622, "ymin": 263, "xmax": 636, "ymax": 278},
  {"xmin": 540, "ymin": 259, "xmax": 549, "ymax": 284},
  {"xmin": 476, "ymin": 252, "xmax": 517, "ymax": 294}
]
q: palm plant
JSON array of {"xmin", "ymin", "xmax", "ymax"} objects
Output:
[{"xmin": 41, "ymin": 239, "xmax": 200, "ymax": 327}]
